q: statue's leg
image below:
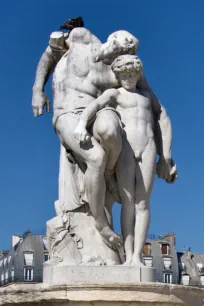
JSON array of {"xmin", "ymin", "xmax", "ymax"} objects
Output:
[
  {"xmin": 116, "ymin": 138, "xmax": 136, "ymax": 265},
  {"xmin": 92, "ymin": 110, "xmax": 122, "ymax": 171},
  {"xmin": 55, "ymin": 113, "xmax": 120, "ymax": 250},
  {"xmin": 132, "ymin": 139, "xmax": 156, "ymax": 266},
  {"xmin": 92, "ymin": 110, "xmax": 122, "ymax": 201}
]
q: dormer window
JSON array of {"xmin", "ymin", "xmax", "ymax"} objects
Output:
[
  {"xmin": 42, "ymin": 237, "xmax": 48, "ymax": 250},
  {"xmin": 24, "ymin": 253, "xmax": 34, "ymax": 266},
  {"xmin": 200, "ymin": 275, "xmax": 204, "ymax": 286},
  {"xmin": 143, "ymin": 243, "xmax": 151, "ymax": 256},
  {"xmin": 196, "ymin": 263, "xmax": 204, "ymax": 273},
  {"xmin": 161, "ymin": 243, "xmax": 170, "ymax": 256},
  {"xmin": 181, "ymin": 274, "xmax": 190, "ymax": 286}
]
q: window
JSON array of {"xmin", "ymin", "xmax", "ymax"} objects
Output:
[
  {"xmin": 5, "ymin": 270, "xmax": 8, "ymax": 280},
  {"xmin": 196, "ymin": 263, "xmax": 204, "ymax": 272},
  {"xmin": 144, "ymin": 257, "xmax": 153, "ymax": 267},
  {"xmin": 42, "ymin": 237, "xmax": 48, "ymax": 250},
  {"xmin": 8, "ymin": 256, "xmax": 11, "ymax": 264},
  {"xmin": 164, "ymin": 273, "xmax": 172, "ymax": 284},
  {"xmin": 24, "ymin": 268, "xmax": 33, "ymax": 281},
  {"xmin": 163, "ymin": 258, "xmax": 172, "ymax": 270},
  {"xmin": 0, "ymin": 261, "xmax": 2, "ymax": 267},
  {"xmin": 182, "ymin": 274, "xmax": 190, "ymax": 286},
  {"xmin": 200, "ymin": 275, "xmax": 204, "ymax": 286},
  {"xmin": 24, "ymin": 253, "xmax": 34, "ymax": 266},
  {"xmin": 44, "ymin": 253, "xmax": 49, "ymax": 262},
  {"xmin": 11, "ymin": 269, "xmax": 14, "ymax": 281},
  {"xmin": 3, "ymin": 258, "xmax": 7, "ymax": 267},
  {"xmin": 1, "ymin": 273, "xmax": 4, "ymax": 281},
  {"xmin": 143, "ymin": 243, "xmax": 151, "ymax": 256},
  {"xmin": 161, "ymin": 244, "xmax": 170, "ymax": 255}
]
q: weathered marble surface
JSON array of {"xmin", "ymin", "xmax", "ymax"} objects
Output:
[
  {"xmin": 0, "ymin": 283, "xmax": 203, "ymax": 306},
  {"xmin": 32, "ymin": 19, "xmax": 177, "ymax": 270},
  {"xmin": 43, "ymin": 265, "xmax": 156, "ymax": 285}
]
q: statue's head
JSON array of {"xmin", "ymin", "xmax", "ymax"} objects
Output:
[
  {"xmin": 60, "ymin": 16, "xmax": 84, "ymax": 31},
  {"xmin": 95, "ymin": 30, "xmax": 139, "ymax": 64},
  {"xmin": 111, "ymin": 55, "xmax": 143, "ymax": 90}
]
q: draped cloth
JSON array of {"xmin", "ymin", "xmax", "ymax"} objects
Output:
[{"xmin": 58, "ymin": 145, "xmax": 87, "ymax": 213}]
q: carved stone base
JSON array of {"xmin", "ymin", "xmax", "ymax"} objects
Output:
[
  {"xmin": 46, "ymin": 211, "xmax": 121, "ymax": 266},
  {"xmin": 1, "ymin": 283, "xmax": 204, "ymax": 306},
  {"xmin": 43, "ymin": 265, "xmax": 156, "ymax": 285}
]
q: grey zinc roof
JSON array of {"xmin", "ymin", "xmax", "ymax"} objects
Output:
[{"xmin": 180, "ymin": 252, "xmax": 204, "ymax": 279}]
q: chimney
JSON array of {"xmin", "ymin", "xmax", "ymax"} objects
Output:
[
  {"xmin": 187, "ymin": 247, "xmax": 192, "ymax": 259},
  {"xmin": 164, "ymin": 233, "xmax": 176, "ymax": 245}
]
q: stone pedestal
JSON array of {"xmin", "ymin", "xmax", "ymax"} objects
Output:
[
  {"xmin": 0, "ymin": 283, "xmax": 204, "ymax": 306},
  {"xmin": 43, "ymin": 265, "xmax": 156, "ymax": 285}
]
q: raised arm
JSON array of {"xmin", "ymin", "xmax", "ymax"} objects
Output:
[
  {"xmin": 74, "ymin": 89, "xmax": 119, "ymax": 143},
  {"xmin": 32, "ymin": 32, "xmax": 68, "ymax": 117}
]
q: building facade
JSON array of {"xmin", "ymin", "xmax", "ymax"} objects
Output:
[
  {"xmin": 0, "ymin": 231, "xmax": 49, "ymax": 286},
  {"xmin": 2, "ymin": 230, "xmax": 203, "ymax": 287},
  {"xmin": 178, "ymin": 249, "xmax": 204, "ymax": 287},
  {"xmin": 143, "ymin": 233, "xmax": 179, "ymax": 284}
]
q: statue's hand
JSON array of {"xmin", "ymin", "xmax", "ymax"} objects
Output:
[
  {"xmin": 32, "ymin": 90, "xmax": 50, "ymax": 117},
  {"xmin": 74, "ymin": 124, "xmax": 90, "ymax": 143},
  {"xmin": 166, "ymin": 159, "xmax": 178, "ymax": 184},
  {"xmin": 156, "ymin": 156, "xmax": 178, "ymax": 184}
]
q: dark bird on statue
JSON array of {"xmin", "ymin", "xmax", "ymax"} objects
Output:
[{"xmin": 60, "ymin": 16, "xmax": 84, "ymax": 31}]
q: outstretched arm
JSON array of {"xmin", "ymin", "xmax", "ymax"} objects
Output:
[{"xmin": 74, "ymin": 89, "xmax": 119, "ymax": 143}]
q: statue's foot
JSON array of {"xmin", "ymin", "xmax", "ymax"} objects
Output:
[
  {"xmin": 123, "ymin": 258, "xmax": 132, "ymax": 266},
  {"xmin": 99, "ymin": 226, "xmax": 121, "ymax": 251},
  {"xmin": 131, "ymin": 256, "xmax": 145, "ymax": 267}
]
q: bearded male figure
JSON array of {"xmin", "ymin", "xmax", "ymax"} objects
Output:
[{"xmin": 32, "ymin": 21, "xmax": 177, "ymax": 254}]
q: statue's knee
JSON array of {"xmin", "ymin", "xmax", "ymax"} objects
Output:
[{"xmin": 97, "ymin": 121, "xmax": 120, "ymax": 142}]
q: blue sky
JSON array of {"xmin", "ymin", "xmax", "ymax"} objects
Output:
[{"xmin": 0, "ymin": 0, "xmax": 204, "ymax": 253}]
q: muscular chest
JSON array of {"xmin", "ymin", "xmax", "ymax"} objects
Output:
[{"xmin": 117, "ymin": 91, "xmax": 151, "ymax": 110}]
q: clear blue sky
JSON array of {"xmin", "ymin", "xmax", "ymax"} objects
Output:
[{"xmin": 0, "ymin": 0, "xmax": 203, "ymax": 253}]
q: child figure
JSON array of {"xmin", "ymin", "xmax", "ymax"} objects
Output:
[{"xmin": 74, "ymin": 55, "xmax": 169, "ymax": 265}]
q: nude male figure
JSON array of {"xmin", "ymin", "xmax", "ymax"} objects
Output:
[
  {"xmin": 32, "ymin": 25, "xmax": 176, "ymax": 251},
  {"xmin": 32, "ymin": 27, "xmax": 140, "ymax": 249},
  {"xmin": 74, "ymin": 55, "xmax": 176, "ymax": 265}
]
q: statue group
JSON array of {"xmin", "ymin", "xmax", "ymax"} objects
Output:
[{"xmin": 32, "ymin": 17, "xmax": 177, "ymax": 267}]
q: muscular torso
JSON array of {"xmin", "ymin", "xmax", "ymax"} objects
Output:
[
  {"xmin": 52, "ymin": 28, "xmax": 117, "ymax": 122},
  {"xmin": 116, "ymin": 88, "xmax": 154, "ymax": 156}
]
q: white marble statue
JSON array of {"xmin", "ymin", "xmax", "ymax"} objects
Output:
[
  {"xmin": 32, "ymin": 21, "xmax": 177, "ymax": 266},
  {"xmin": 74, "ymin": 55, "xmax": 176, "ymax": 266}
]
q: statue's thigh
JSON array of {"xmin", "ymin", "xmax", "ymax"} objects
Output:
[
  {"xmin": 116, "ymin": 140, "xmax": 136, "ymax": 203},
  {"xmin": 135, "ymin": 141, "xmax": 156, "ymax": 202},
  {"xmin": 56, "ymin": 113, "xmax": 105, "ymax": 163}
]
